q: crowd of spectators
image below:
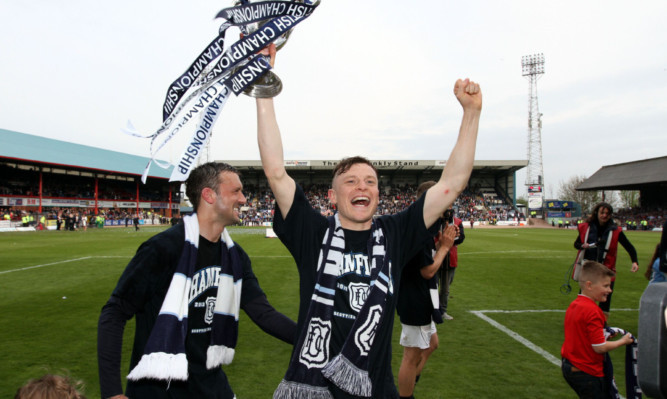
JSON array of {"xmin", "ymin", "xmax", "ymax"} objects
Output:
[
  {"xmin": 1, "ymin": 207, "xmax": 171, "ymax": 229},
  {"xmin": 12, "ymin": 179, "xmax": 665, "ymax": 230},
  {"xmin": 3, "ymin": 182, "xmax": 524, "ymax": 227},
  {"xmin": 615, "ymin": 207, "xmax": 665, "ymax": 230},
  {"xmin": 4, "ymin": 164, "xmax": 665, "ymax": 230},
  {"xmin": 0, "ymin": 165, "xmax": 171, "ymax": 202},
  {"xmin": 234, "ymin": 184, "xmax": 521, "ymax": 226},
  {"xmin": 4, "ymin": 186, "xmax": 665, "ymax": 231}
]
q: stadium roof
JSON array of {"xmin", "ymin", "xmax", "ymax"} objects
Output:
[
  {"xmin": 576, "ymin": 156, "xmax": 667, "ymax": 191},
  {"xmin": 1, "ymin": 128, "xmax": 527, "ymax": 179},
  {"xmin": 0, "ymin": 128, "xmax": 173, "ymax": 179},
  {"xmin": 224, "ymin": 159, "xmax": 528, "ymax": 176}
]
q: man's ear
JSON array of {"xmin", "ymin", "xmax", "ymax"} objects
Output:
[
  {"xmin": 328, "ymin": 188, "xmax": 336, "ymax": 205},
  {"xmin": 201, "ymin": 187, "xmax": 216, "ymax": 205}
]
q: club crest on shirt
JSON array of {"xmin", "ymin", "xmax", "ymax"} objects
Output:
[
  {"xmin": 348, "ymin": 282, "xmax": 369, "ymax": 313},
  {"xmin": 299, "ymin": 317, "xmax": 331, "ymax": 369},
  {"xmin": 354, "ymin": 304, "xmax": 383, "ymax": 356},
  {"xmin": 205, "ymin": 297, "xmax": 216, "ymax": 324}
]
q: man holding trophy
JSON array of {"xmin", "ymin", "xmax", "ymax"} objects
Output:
[
  {"xmin": 119, "ymin": 0, "xmax": 482, "ymax": 396},
  {"xmin": 256, "ymin": 46, "xmax": 482, "ymax": 398}
]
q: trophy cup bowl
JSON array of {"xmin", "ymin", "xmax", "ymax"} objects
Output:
[{"xmin": 233, "ymin": 0, "xmax": 310, "ymax": 98}]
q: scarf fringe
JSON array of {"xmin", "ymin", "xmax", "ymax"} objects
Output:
[
  {"xmin": 429, "ymin": 284, "xmax": 443, "ymax": 324},
  {"xmin": 127, "ymin": 352, "xmax": 188, "ymax": 381},
  {"xmin": 273, "ymin": 379, "xmax": 333, "ymax": 399},
  {"xmin": 206, "ymin": 345, "xmax": 235, "ymax": 368},
  {"xmin": 322, "ymin": 354, "xmax": 372, "ymax": 397}
]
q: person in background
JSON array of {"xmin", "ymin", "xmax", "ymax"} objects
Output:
[
  {"xmin": 660, "ymin": 219, "xmax": 667, "ymax": 272},
  {"xmin": 573, "ymin": 202, "xmax": 639, "ymax": 318},
  {"xmin": 644, "ymin": 243, "xmax": 666, "ymax": 284},
  {"xmin": 397, "ymin": 180, "xmax": 457, "ymax": 399},
  {"xmin": 438, "ymin": 207, "xmax": 465, "ymax": 320}
]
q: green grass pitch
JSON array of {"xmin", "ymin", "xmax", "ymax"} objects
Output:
[{"xmin": 0, "ymin": 226, "xmax": 659, "ymax": 398}]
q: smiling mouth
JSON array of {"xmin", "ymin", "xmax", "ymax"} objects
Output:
[{"xmin": 352, "ymin": 196, "xmax": 370, "ymax": 206}]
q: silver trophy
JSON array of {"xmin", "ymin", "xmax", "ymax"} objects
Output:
[{"xmin": 234, "ymin": 0, "xmax": 316, "ymax": 98}]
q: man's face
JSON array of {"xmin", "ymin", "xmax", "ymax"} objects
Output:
[
  {"xmin": 212, "ymin": 172, "xmax": 246, "ymax": 226},
  {"xmin": 597, "ymin": 207, "xmax": 612, "ymax": 224},
  {"xmin": 329, "ymin": 163, "xmax": 379, "ymax": 230}
]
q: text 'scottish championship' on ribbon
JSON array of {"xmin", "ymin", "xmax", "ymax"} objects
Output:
[{"xmin": 123, "ymin": 1, "xmax": 319, "ymax": 183}]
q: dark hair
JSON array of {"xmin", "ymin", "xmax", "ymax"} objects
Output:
[
  {"xmin": 417, "ymin": 180, "xmax": 436, "ymax": 198},
  {"xmin": 185, "ymin": 162, "xmax": 240, "ymax": 211},
  {"xmin": 332, "ymin": 156, "xmax": 378, "ymax": 180},
  {"xmin": 587, "ymin": 202, "xmax": 614, "ymax": 225},
  {"xmin": 444, "ymin": 209, "xmax": 454, "ymax": 224}
]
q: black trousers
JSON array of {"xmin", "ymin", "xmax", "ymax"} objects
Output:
[{"xmin": 561, "ymin": 358, "xmax": 607, "ymax": 399}]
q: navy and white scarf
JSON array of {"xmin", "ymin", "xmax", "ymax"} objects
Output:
[
  {"xmin": 429, "ymin": 242, "xmax": 443, "ymax": 324},
  {"xmin": 273, "ymin": 214, "xmax": 390, "ymax": 398},
  {"xmin": 127, "ymin": 214, "xmax": 243, "ymax": 381},
  {"xmin": 429, "ymin": 275, "xmax": 443, "ymax": 324},
  {"xmin": 604, "ymin": 327, "xmax": 642, "ymax": 399}
]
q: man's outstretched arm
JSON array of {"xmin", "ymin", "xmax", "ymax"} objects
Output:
[
  {"xmin": 423, "ymin": 78, "xmax": 482, "ymax": 228},
  {"xmin": 256, "ymin": 97, "xmax": 296, "ymax": 219},
  {"xmin": 243, "ymin": 294, "xmax": 297, "ymax": 344},
  {"xmin": 255, "ymin": 44, "xmax": 296, "ymax": 218}
]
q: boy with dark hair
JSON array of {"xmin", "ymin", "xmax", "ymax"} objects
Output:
[{"xmin": 561, "ymin": 261, "xmax": 634, "ymax": 398}]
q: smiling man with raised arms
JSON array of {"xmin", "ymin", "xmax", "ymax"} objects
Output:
[{"xmin": 255, "ymin": 51, "xmax": 482, "ymax": 398}]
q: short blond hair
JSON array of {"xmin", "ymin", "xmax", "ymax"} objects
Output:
[
  {"xmin": 578, "ymin": 260, "xmax": 614, "ymax": 288},
  {"xmin": 14, "ymin": 374, "xmax": 86, "ymax": 399}
]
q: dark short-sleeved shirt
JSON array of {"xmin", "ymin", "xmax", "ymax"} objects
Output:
[
  {"xmin": 272, "ymin": 185, "xmax": 431, "ymax": 398},
  {"xmin": 397, "ymin": 240, "xmax": 436, "ymax": 326}
]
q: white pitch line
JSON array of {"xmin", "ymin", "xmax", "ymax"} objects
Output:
[
  {"xmin": 472, "ymin": 308, "xmax": 638, "ymax": 399},
  {"xmin": 471, "ymin": 308, "xmax": 638, "ymax": 399},
  {"xmin": 461, "ymin": 250, "xmax": 570, "ymax": 256},
  {"xmin": 475, "ymin": 309, "xmax": 638, "ymax": 314},
  {"xmin": 0, "ymin": 256, "xmax": 127, "ymax": 275},
  {"xmin": 0, "ymin": 255, "xmax": 294, "ymax": 275},
  {"xmin": 470, "ymin": 310, "xmax": 562, "ymax": 367},
  {"xmin": 248, "ymin": 255, "xmax": 294, "ymax": 258}
]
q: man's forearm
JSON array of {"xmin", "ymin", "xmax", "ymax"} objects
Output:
[
  {"xmin": 98, "ymin": 301, "xmax": 129, "ymax": 398},
  {"xmin": 424, "ymin": 109, "xmax": 481, "ymax": 227},
  {"xmin": 256, "ymin": 98, "xmax": 295, "ymax": 217},
  {"xmin": 244, "ymin": 295, "xmax": 297, "ymax": 344},
  {"xmin": 256, "ymin": 98, "xmax": 284, "ymax": 180},
  {"xmin": 420, "ymin": 245, "xmax": 451, "ymax": 280},
  {"xmin": 440, "ymin": 109, "xmax": 481, "ymax": 192}
]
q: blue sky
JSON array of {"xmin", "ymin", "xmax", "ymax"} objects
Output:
[{"xmin": 1, "ymin": 0, "xmax": 665, "ymax": 198}]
